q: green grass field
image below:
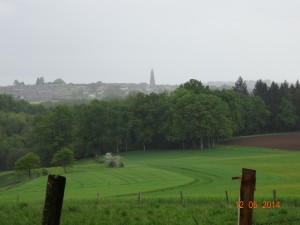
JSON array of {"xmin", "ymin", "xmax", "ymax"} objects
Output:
[{"xmin": 1, "ymin": 145, "xmax": 300, "ymax": 224}]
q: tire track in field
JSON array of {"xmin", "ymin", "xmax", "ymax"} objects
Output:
[{"xmin": 114, "ymin": 166, "xmax": 221, "ymax": 197}]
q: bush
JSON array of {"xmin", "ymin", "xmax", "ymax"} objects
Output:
[
  {"xmin": 95, "ymin": 154, "xmax": 104, "ymax": 164},
  {"xmin": 41, "ymin": 168, "xmax": 48, "ymax": 176},
  {"xmin": 105, "ymin": 153, "xmax": 124, "ymax": 168}
]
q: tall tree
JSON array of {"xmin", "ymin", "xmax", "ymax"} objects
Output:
[
  {"xmin": 276, "ymin": 98, "xmax": 297, "ymax": 131},
  {"xmin": 243, "ymin": 96, "xmax": 270, "ymax": 134},
  {"xmin": 32, "ymin": 104, "xmax": 74, "ymax": 165},
  {"xmin": 51, "ymin": 147, "xmax": 75, "ymax": 173},
  {"xmin": 0, "ymin": 146, "xmax": 7, "ymax": 170},
  {"xmin": 292, "ymin": 88, "xmax": 300, "ymax": 129},
  {"xmin": 118, "ymin": 100, "xmax": 135, "ymax": 152},
  {"xmin": 279, "ymin": 80, "xmax": 291, "ymax": 101},
  {"xmin": 131, "ymin": 93, "xmax": 154, "ymax": 151},
  {"xmin": 296, "ymin": 80, "xmax": 300, "ymax": 89},
  {"xmin": 233, "ymin": 76, "xmax": 248, "ymax": 95},
  {"xmin": 215, "ymin": 89, "xmax": 244, "ymax": 135},
  {"xmin": 14, "ymin": 152, "xmax": 40, "ymax": 178},
  {"xmin": 76, "ymin": 100, "xmax": 107, "ymax": 155},
  {"xmin": 179, "ymin": 79, "xmax": 209, "ymax": 95},
  {"xmin": 195, "ymin": 94, "xmax": 233, "ymax": 147},
  {"xmin": 103, "ymin": 100, "xmax": 123, "ymax": 152},
  {"xmin": 267, "ymin": 82, "xmax": 281, "ymax": 131},
  {"xmin": 164, "ymin": 89, "xmax": 191, "ymax": 149},
  {"xmin": 253, "ymin": 79, "xmax": 268, "ymax": 102}
]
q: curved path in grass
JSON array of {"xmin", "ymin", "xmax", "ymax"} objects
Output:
[{"xmin": 0, "ymin": 166, "xmax": 194, "ymax": 202}]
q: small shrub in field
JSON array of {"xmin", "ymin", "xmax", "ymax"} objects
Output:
[
  {"xmin": 95, "ymin": 154, "xmax": 104, "ymax": 164},
  {"xmin": 105, "ymin": 153, "xmax": 124, "ymax": 168},
  {"xmin": 41, "ymin": 168, "xmax": 48, "ymax": 176}
]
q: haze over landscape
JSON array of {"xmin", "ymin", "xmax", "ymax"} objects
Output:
[
  {"xmin": 1, "ymin": 0, "xmax": 300, "ymax": 86},
  {"xmin": 2, "ymin": 2, "xmax": 300, "ymax": 225}
]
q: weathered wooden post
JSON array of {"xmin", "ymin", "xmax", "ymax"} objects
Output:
[
  {"xmin": 273, "ymin": 190, "xmax": 276, "ymax": 202},
  {"xmin": 138, "ymin": 192, "xmax": 142, "ymax": 204},
  {"xmin": 232, "ymin": 168, "xmax": 256, "ymax": 225},
  {"xmin": 96, "ymin": 193, "xmax": 100, "ymax": 205},
  {"xmin": 42, "ymin": 175, "xmax": 66, "ymax": 225},
  {"xmin": 225, "ymin": 191, "xmax": 229, "ymax": 204},
  {"xmin": 180, "ymin": 191, "xmax": 184, "ymax": 203}
]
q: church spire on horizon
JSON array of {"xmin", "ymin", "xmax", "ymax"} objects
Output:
[{"xmin": 150, "ymin": 69, "xmax": 155, "ymax": 87}]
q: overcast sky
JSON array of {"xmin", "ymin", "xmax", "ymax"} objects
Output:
[{"xmin": 1, "ymin": 0, "xmax": 300, "ymax": 86}]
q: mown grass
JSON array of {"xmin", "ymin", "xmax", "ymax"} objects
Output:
[
  {"xmin": 0, "ymin": 198, "xmax": 299, "ymax": 225},
  {"xmin": 1, "ymin": 146, "xmax": 300, "ymax": 201},
  {"xmin": 0, "ymin": 145, "xmax": 300, "ymax": 224}
]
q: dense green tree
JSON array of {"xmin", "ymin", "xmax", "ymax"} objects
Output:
[
  {"xmin": 179, "ymin": 79, "xmax": 209, "ymax": 94},
  {"xmin": 6, "ymin": 113, "xmax": 27, "ymax": 136},
  {"xmin": 0, "ymin": 112, "xmax": 28, "ymax": 137},
  {"xmin": 296, "ymin": 80, "xmax": 300, "ymax": 89},
  {"xmin": 167, "ymin": 89, "xmax": 233, "ymax": 149},
  {"xmin": 164, "ymin": 89, "xmax": 190, "ymax": 149},
  {"xmin": 75, "ymin": 100, "xmax": 124, "ymax": 155},
  {"xmin": 215, "ymin": 89, "xmax": 244, "ymax": 135},
  {"xmin": 1, "ymin": 77, "xmax": 300, "ymax": 168},
  {"xmin": 146, "ymin": 92, "xmax": 170, "ymax": 149},
  {"xmin": 253, "ymin": 80, "xmax": 268, "ymax": 102},
  {"xmin": 76, "ymin": 100, "xmax": 106, "ymax": 155},
  {"xmin": 279, "ymin": 80, "xmax": 291, "ymax": 101},
  {"xmin": 0, "ymin": 94, "xmax": 46, "ymax": 114},
  {"xmin": 267, "ymin": 82, "xmax": 281, "ymax": 131},
  {"xmin": 243, "ymin": 96, "xmax": 270, "ymax": 134},
  {"xmin": 0, "ymin": 109, "xmax": 34, "ymax": 170},
  {"xmin": 276, "ymin": 98, "xmax": 297, "ymax": 131},
  {"xmin": 0, "ymin": 146, "xmax": 7, "ymax": 170},
  {"xmin": 233, "ymin": 76, "xmax": 248, "ymax": 95},
  {"xmin": 195, "ymin": 94, "xmax": 233, "ymax": 147},
  {"xmin": 118, "ymin": 100, "xmax": 135, "ymax": 152},
  {"xmin": 102, "ymin": 100, "xmax": 123, "ymax": 152},
  {"xmin": 14, "ymin": 152, "xmax": 40, "ymax": 178},
  {"xmin": 51, "ymin": 148, "xmax": 75, "ymax": 173},
  {"xmin": 131, "ymin": 93, "xmax": 154, "ymax": 151},
  {"xmin": 292, "ymin": 89, "xmax": 300, "ymax": 129},
  {"xmin": 176, "ymin": 90, "xmax": 199, "ymax": 148},
  {"xmin": 32, "ymin": 105, "xmax": 74, "ymax": 165}
]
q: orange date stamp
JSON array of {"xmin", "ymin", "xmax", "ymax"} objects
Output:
[{"xmin": 235, "ymin": 200, "xmax": 281, "ymax": 209}]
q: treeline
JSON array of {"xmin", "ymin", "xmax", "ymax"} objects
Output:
[
  {"xmin": 0, "ymin": 94, "xmax": 46, "ymax": 169},
  {"xmin": 0, "ymin": 78, "xmax": 299, "ymax": 169}
]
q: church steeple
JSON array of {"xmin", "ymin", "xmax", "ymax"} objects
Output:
[{"xmin": 150, "ymin": 69, "xmax": 155, "ymax": 87}]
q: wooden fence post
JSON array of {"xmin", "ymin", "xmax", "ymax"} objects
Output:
[
  {"xmin": 237, "ymin": 197, "xmax": 240, "ymax": 225},
  {"xmin": 180, "ymin": 191, "xmax": 184, "ymax": 203},
  {"xmin": 138, "ymin": 192, "xmax": 141, "ymax": 204},
  {"xmin": 96, "ymin": 193, "xmax": 100, "ymax": 205},
  {"xmin": 232, "ymin": 168, "xmax": 256, "ymax": 225},
  {"xmin": 225, "ymin": 191, "xmax": 229, "ymax": 204},
  {"xmin": 239, "ymin": 168, "xmax": 256, "ymax": 225},
  {"xmin": 273, "ymin": 190, "xmax": 276, "ymax": 202},
  {"xmin": 42, "ymin": 175, "xmax": 66, "ymax": 225}
]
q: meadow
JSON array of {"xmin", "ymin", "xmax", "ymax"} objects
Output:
[{"xmin": 1, "ymin": 145, "xmax": 300, "ymax": 224}]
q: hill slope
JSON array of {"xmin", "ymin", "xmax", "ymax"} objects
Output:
[
  {"xmin": 226, "ymin": 132, "xmax": 300, "ymax": 150},
  {"xmin": 1, "ymin": 146, "xmax": 300, "ymax": 202}
]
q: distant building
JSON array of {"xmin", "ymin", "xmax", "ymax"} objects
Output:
[{"xmin": 150, "ymin": 69, "xmax": 155, "ymax": 88}]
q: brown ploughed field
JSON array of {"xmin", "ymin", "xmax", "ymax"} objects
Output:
[{"xmin": 226, "ymin": 132, "xmax": 300, "ymax": 151}]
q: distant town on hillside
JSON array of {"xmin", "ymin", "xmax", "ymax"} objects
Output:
[{"xmin": 0, "ymin": 70, "xmax": 272, "ymax": 102}]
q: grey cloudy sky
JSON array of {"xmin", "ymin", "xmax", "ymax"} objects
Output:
[{"xmin": 1, "ymin": 0, "xmax": 300, "ymax": 86}]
